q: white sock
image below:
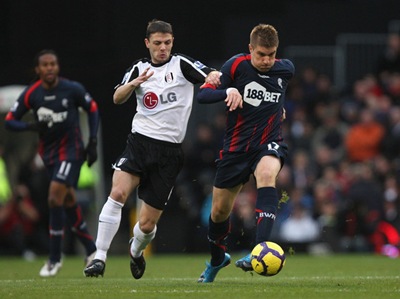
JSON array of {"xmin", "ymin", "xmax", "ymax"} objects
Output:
[
  {"xmin": 130, "ymin": 222, "xmax": 157, "ymax": 258},
  {"xmin": 94, "ymin": 197, "xmax": 124, "ymax": 261}
]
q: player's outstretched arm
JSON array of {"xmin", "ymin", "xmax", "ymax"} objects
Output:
[{"xmin": 197, "ymin": 85, "xmax": 243, "ymax": 111}]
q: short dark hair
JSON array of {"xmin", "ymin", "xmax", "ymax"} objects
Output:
[
  {"xmin": 34, "ymin": 49, "xmax": 58, "ymax": 66},
  {"xmin": 146, "ymin": 19, "xmax": 173, "ymax": 38}
]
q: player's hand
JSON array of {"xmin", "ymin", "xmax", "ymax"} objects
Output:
[
  {"xmin": 132, "ymin": 67, "xmax": 154, "ymax": 88},
  {"xmin": 225, "ymin": 88, "xmax": 243, "ymax": 111},
  {"xmin": 281, "ymin": 108, "xmax": 286, "ymax": 121},
  {"xmin": 85, "ymin": 137, "xmax": 98, "ymax": 167},
  {"xmin": 205, "ymin": 71, "xmax": 221, "ymax": 87}
]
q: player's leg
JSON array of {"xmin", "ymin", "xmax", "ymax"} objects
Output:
[
  {"xmin": 84, "ymin": 170, "xmax": 139, "ymax": 277},
  {"xmin": 253, "ymin": 155, "xmax": 281, "ymax": 243},
  {"xmin": 236, "ymin": 155, "xmax": 282, "ymax": 271},
  {"xmin": 129, "ymin": 203, "xmax": 162, "ymax": 279},
  {"xmin": 198, "ymin": 185, "xmax": 241, "ymax": 283},
  {"xmin": 128, "ymin": 136, "xmax": 184, "ymax": 279},
  {"xmin": 39, "ymin": 180, "xmax": 67, "ymax": 277},
  {"xmin": 64, "ymin": 187, "xmax": 96, "ymax": 265}
]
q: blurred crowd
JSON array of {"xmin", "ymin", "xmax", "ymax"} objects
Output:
[{"xmin": 2, "ymin": 32, "xmax": 400, "ymax": 258}]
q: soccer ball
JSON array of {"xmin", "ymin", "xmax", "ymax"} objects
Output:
[{"xmin": 251, "ymin": 241, "xmax": 286, "ymax": 276}]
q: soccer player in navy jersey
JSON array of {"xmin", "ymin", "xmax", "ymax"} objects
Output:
[
  {"xmin": 196, "ymin": 24, "xmax": 294, "ymax": 283},
  {"xmin": 4, "ymin": 49, "xmax": 100, "ymax": 277},
  {"xmin": 84, "ymin": 19, "xmax": 223, "ymax": 279}
]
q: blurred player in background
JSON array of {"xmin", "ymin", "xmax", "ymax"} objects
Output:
[
  {"xmin": 196, "ymin": 23, "xmax": 294, "ymax": 282},
  {"xmin": 4, "ymin": 49, "xmax": 99, "ymax": 277},
  {"xmin": 84, "ymin": 19, "xmax": 222, "ymax": 279}
]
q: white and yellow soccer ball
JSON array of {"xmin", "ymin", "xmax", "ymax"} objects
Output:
[{"xmin": 251, "ymin": 241, "xmax": 286, "ymax": 276}]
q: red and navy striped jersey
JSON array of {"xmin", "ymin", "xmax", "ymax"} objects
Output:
[
  {"xmin": 5, "ymin": 78, "xmax": 99, "ymax": 165},
  {"xmin": 197, "ymin": 53, "xmax": 294, "ymax": 153}
]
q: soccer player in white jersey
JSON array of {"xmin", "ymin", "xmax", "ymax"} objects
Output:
[{"xmin": 84, "ymin": 19, "xmax": 230, "ymax": 278}]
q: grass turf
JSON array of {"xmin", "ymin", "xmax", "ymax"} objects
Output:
[{"xmin": 0, "ymin": 253, "xmax": 399, "ymax": 299}]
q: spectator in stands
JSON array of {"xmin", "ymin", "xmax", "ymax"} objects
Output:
[
  {"xmin": 339, "ymin": 75, "xmax": 382, "ymax": 125},
  {"xmin": 0, "ymin": 182, "xmax": 40, "ymax": 259},
  {"xmin": 288, "ymin": 106, "xmax": 314, "ymax": 151},
  {"xmin": 311, "ymin": 104, "xmax": 348, "ymax": 165},
  {"xmin": 291, "ymin": 149, "xmax": 315, "ymax": 191},
  {"xmin": 381, "ymin": 106, "xmax": 400, "ymax": 160},
  {"xmin": 377, "ymin": 32, "xmax": 400, "ymax": 77},
  {"xmin": 339, "ymin": 162, "xmax": 384, "ymax": 252},
  {"xmin": 280, "ymin": 201, "xmax": 320, "ymax": 243},
  {"xmin": 344, "ymin": 107, "xmax": 385, "ymax": 162}
]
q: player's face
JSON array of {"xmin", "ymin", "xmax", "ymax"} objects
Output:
[
  {"xmin": 35, "ymin": 54, "xmax": 60, "ymax": 87},
  {"xmin": 249, "ymin": 44, "xmax": 277, "ymax": 73},
  {"xmin": 145, "ymin": 33, "xmax": 174, "ymax": 64}
]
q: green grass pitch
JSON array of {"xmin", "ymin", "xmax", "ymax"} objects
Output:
[{"xmin": 0, "ymin": 253, "xmax": 399, "ymax": 299}]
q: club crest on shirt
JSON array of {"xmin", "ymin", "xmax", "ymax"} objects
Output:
[
  {"xmin": 62, "ymin": 98, "xmax": 69, "ymax": 108},
  {"xmin": 165, "ymin": 72, "xmax": 174, "ymax": 83}
]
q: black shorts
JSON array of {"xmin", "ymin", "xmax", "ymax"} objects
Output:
[
  {"xmin": 113, "ymin": 133, "xmax": 184, "ymax": 210},
  {"xmin": 214, "ymin": 142, "xmax": 288, "ymax": 188},
  {"xmin": 46, "ymin": 160, "xmax": 83, "ymax": 188}
]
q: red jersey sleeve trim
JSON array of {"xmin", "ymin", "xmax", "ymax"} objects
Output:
[
  {"xmin": 24, "ymin": 80, "xmax": 42, "ymax": 109},
  {"xmin": 230, "ymin": 55, "xmax": 250, "ymax": 80}
]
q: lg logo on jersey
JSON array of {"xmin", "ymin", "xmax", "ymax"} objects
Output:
[
  {"xmin": 143, "ymin": 92, "xmax": 177, "ymax": 109},
  {"xmin": 243, "ymin": 81, "xmax": 282, "ymax": 107}
]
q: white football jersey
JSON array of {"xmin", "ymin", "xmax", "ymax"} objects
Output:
[{"xmin": 119, "ymin": 54, "xmax": 213, "ymax": 143}]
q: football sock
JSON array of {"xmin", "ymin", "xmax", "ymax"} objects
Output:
[
  {"xmin": 95, "ymin": 197, "xmax": 123, "ymax": 261},
  {"xmin": 130, "ymin": 222, "xmax": 157, "ymax": 258},
  {"xmin": 255, "ymin": 187, "xmax": 278, "ymax": 244},
  {"xmin": 49, "ymin": 206, "xmax": 65, "ymax": 262},
  {"xmin": 65, "ymin": 204, "xmax": 96, "ymax": 256},
  {"xmin": 208, "ymin": 216, "xmax": 230, "ymax": 266}
]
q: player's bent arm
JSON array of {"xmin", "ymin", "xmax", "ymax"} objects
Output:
[
  {"xmin": 196, "ymin": 84, "xmax": 229, "ymax": 104},
  {"xmin": 113, "ymin": 82, "xmax": 137, "ymax": 105},
  {"xmin": 197, "ymin": 85, "xmax": 243, "ymax": 111},
  {"xmin": 4, "ymin": 112, "xmax": 35, "ymax": 131}
]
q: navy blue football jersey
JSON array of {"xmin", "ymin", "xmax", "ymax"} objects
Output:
[
  {"xmin": 198, "ymin": 53, "xmax": 294, "ymax": 152},
  {"xmin": 5, "ymin": 78, "xmax": 99, "ymax": 165}
]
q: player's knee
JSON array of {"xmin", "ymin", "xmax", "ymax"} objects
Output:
[
  {"xmin": 48, "ymin": 196, "xmax": 63, "ymax": 208},
  {"xmin": 211, "ymin": 207, "xmax": 230, "ymax": 222},
  {"xmin": 109, "ymin": 188, "xmax": 129, "ymax": 203},
  {"xmin": 139, "ymin": 221, "xmax": 157, "ymax": 234}
]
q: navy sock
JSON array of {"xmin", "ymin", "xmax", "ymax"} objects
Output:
[
  {"xmin": 49, "ymin": 206, "xmax": 65, "ymax": 262},
  {"xmin": 65, "ymin": 204, "xmax": 96, "ymax": 255},
  {"xmin": 255, "ymin": 187, "xmax": 278, "ymax": 244},
  {"xmin": 208, "ymin": 216, "xmax": 230, "ymax": 266}
]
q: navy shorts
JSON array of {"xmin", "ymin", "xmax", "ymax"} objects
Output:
[
  {"xmin": 113, "ymin": 133, "xmax": 184, "ymax": 210},
  {"xmin": 214, "ymin": 142, "xmax": 288, "ymax": 188},
  {"xmin": 46, "ymin": 160, "xmax": 84, "ymax": 188}
]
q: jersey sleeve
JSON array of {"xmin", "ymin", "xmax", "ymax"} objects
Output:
[
  {"xmin": 196, "ymin": 85, "xmax": 228, "ymax": 104},
  {"xmin": 196, "ymin": 56, "xmax": 236, "ymax": 104},
  {"xmin": 178, "ymin": 53, "xmax": 216, "ymax": 84},
  {"xmin": 73, "ymin": 81, "xmax": 100, "ymax": 139},
  {"xmin": 4, "ymin": 88, "xmax": 34, "ymax": 131},
  {"xmin": 114, "ymin": 59, "xmax": 143, "ymax": 90},
  {"xmin": 277, "ymin": 59, "xmax": 295, "ymax": 79}
]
